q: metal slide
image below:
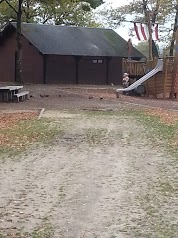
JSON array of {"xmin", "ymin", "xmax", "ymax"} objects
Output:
[{"xmin": 116, "ymin": 59, "xmax": 163, "ymax": 93}]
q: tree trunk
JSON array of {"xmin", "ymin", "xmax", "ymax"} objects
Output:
[
  {"xmin": 16, "ymin": 0, "xmax": 23, "ymax": 83},
  {"xmin": 142, "ymin": 0, "xmax": 159, "ymax": 60},
  {"xmin": 169, "ymin": 5, "xmax": 178, "ymax": 56},
  {"xmin": 142, "ymin": 0, "xmax": 152, "ymax": 60},
  {"xmin": 147, "ymin": 12, "xmax": 153, "ymax": 61}
]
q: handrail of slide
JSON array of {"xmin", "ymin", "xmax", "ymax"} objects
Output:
[{"xmin": 116, "ymin": 59, "xmax": 163, "ymax": 92}]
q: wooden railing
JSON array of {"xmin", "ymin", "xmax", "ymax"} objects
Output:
[
  {"xmin": 123, "ymin": 57, "xmax": 175, "ymax": 76},
  {"xmin": 122, "ymin": 59, "xmax": 147, "ymax": 76}
]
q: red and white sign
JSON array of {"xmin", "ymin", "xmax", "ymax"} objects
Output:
[{"xmin": 134, "ymin": 22, "xmax": 159, "ymax": 41}]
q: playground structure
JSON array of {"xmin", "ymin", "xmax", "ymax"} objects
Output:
[{"xmin": 116, "ymin": 56, "xmax": 177, "ymax": 99}]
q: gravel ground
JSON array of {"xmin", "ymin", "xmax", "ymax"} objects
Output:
[{"xmin": 0, "ymin": 84, "xmax": 178, "ymax": 111}]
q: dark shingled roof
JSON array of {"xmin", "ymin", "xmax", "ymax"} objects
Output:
[{"xmin": 10, "ymin": 23, "xmax": 144, "ymax": 58}]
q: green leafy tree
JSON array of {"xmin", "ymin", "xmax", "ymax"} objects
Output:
[
  {"xmin": 0, "ymin": 0, "xmax": 103, "ymax": 26},
  {"xmin": 85, "ymin": 0, "xmax": 103, "ymax": 9},
  {"xmin": 135, "ymin": 42, "xmax": 149, "ymax": 58},
  {"xmin": 39, "ymin": 0, "xmax": 103, "ymax": 27},
  {"xmin": 135, "ymin": 40, "xmax": 160, "ymax": 58}
]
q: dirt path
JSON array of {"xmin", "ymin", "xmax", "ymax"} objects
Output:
[{"xmin": 0, "ymin": 111, "xmax": 177, "ymax": 237}]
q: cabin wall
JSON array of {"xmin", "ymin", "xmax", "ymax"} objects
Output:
[
  {"xmin": 108, "ymin": 57, "xmax": 122, "ymax": 85},
  {"xmin": 78, "ymin": 56, "xmax": 107, "ymax": 84},
  {"xmin": 0, "ymin": 31, "xmax": 43, "ymax": 84},
  {"xmin": 46, "ymin": 55, "xmax": 76, "ymax": 84},
  {"xmin": 0, "ymin": 31, "xmax": 16, "ymax": 82},
  {"xmin": 22, "ymin": 36, "xmax": 43, "ymax": 84}
]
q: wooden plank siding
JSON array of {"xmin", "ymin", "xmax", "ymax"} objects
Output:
[
  {"xmin": 0, "ymin": 31, "xmax": 43, "ymax": 84},
  {"xmin": 46, "ymin": 55, "xmax": 76, "ymax": 84},
  {"xmin": 144, "ymin": 57, "xmax": 175, "ymax": 98}
]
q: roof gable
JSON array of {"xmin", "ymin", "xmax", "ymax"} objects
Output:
[{"xmin": 8, "ymin": 23, "xmax": 144, "ymax": 58}]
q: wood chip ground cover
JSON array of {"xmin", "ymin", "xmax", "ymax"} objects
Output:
[
  {"xmin": 0, "ymin": 112, "xmax": 61, "ymax": 154},
  {"xmin": 0, "ymin": 112, "xmax": 38, "ymax": 129},
  {"xmin": 144, "ymin": 108, "xmax": 178, "ymax": 125},
  {"xmin": 141, "ymin": 108, "xmax": 178, "ymax": 154}
]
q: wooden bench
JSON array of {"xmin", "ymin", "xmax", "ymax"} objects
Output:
[{"xmin": 13, "ymin": 91, "xmax": 29, "ymax": 103}]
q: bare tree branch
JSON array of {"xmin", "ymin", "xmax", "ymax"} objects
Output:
[
  {"xmin": 22, "ymin": 5, "xmax": 27, "ymax": 14},
  {"xmin": 5, "ymin": 0, "xmax": 18, "ymax": 14},
  {"xmin": 43, "ymin": 17, "xmax": 49, "ymax": 24}
]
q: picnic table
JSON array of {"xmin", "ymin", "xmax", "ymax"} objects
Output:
[{"xmin": 0, "ymin": 86, "xmax": 23, "ymax": 102}]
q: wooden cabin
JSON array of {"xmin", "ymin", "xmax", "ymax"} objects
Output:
[{"xmin": 0, "ymin": 22, "xmax": 144, "ymax": 85}]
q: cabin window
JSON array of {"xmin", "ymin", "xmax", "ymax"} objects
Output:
[
  {"xmin": 92, "ymin": 59, "xmax": 97, "ymax": 64},
  {"xmin": 92, "ymin": 59, "xmax": 103, "ymax": 64}
]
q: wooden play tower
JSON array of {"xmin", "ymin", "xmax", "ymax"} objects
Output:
[
  {"xmin": 121, "ymin": 12, "xmax": 178, "ymax": 99},
  {"xmin": 122, "ymin": 56, "xmax": 177, "ymax": 99}
]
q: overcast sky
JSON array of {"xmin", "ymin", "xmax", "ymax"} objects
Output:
[
  {"xmin": 98, "ymin": 0, "xmax": 139, "ymax": 44},
  {"xmin": 104, "ymin": 0, "xmax": 131, "ymax": 7}
]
